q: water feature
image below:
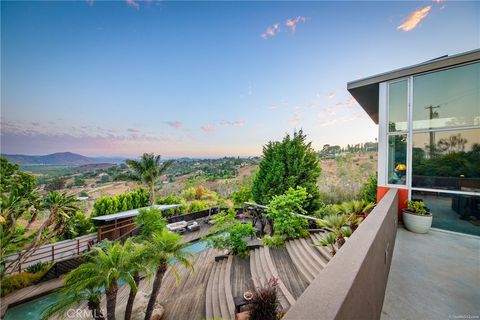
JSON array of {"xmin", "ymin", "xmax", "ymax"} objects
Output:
[{"xmin": 4, "ymin": 239, "xmax": 210, "ymax": 320}]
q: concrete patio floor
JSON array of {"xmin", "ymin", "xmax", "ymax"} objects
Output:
[{"xmin": 381, "ymin": 227, "xmax": 480, "ymax": 320}]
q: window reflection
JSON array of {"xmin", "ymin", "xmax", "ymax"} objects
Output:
[
  {"xmin": 412, "ymin": 129, "xmax": 480, "ymax": 192},
  {"xmin": 413, "ymin": 62, "xmax": 480, "ymax": 130},
  {"xmin": 412, "ymin": 191, "xmax": 480, "ymax": 236},
  {"xmin": 388, "ymin": 80, "xmax": 408, "ymax": 132},
  {"xmin": 388, "ymin": 135, "xmax": 407, "ymax": 185}
]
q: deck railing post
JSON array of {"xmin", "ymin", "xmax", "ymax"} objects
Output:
[
  {"xmin": 51, "ymin": 245, "xmax": 55, "ymax": 262},
  {"xmin": 77, "ymin": 239, "xmax": 80, "ymax": 255}
]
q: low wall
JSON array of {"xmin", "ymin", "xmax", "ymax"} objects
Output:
[{"xmin": 285, "ymin": 188, "xmax": 398, "ymax": 320}]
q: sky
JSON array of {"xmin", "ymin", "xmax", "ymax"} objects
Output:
[{"xmin": 1, "ymin": 0, "xmax": 479, "ymax": 158}]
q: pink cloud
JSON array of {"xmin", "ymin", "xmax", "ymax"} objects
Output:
[
  {"xmin": 166, "ymin": 121, "xmax": 183, "ymax": 129},
  {"xmin": 290, "ymin": 112, "xmax": 301, "ymax": 125},
  {"xmin": 285, "ymin": 16, "xmax": 307, "ymax": 33},
  {"xmin": 220, "ymin": 120, "xmax": 246, "ymax": 127},
  {"xmin": 126, "ymin": 0, "xmax": 140, "ymax": 9},
  {"xmin": 127, "ymin": 128, "xmax": 140, "ymax": 133},
  {"xmin": 326, "ymin": 92, "xmax": 336, "ymax": 99},
  {"xmin": 397, "ymin": 6, "xmax": 432, "ymax": 32},
  {"xmin": 201, "ymin": 123, "xmax": 215, "ymax": 133},
  {"xmin": 261, "ymin": 22, "xmax": 280, "ymax": 39}
]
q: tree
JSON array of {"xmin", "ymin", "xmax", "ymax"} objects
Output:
[
  {"xmin": 41, "ymin": 285, "xmax": 105, "ymax": 320},
  {"xmin": 252, "ymin": 130, "xmax": 321, "ymax": 213},
  {"xmin": 135, "ymin": 208, "xmax": 167, "ymax": 239},
  {"xmin": 123, "ymin": 239, "xmax": 151, "ymax": 320},
  {"xmin": 143, "ymin": 230, "xmax": 192, "ymax": 320},
  {"xmin": 45, "ymin": 177, "xmax": 66, "ymax": 191},
  {"xmin": 126, "ymin": 154, "xmax": 174, "ymax": 206},
  {"xmin": 65, "ymin": 241, "xmax": 139, "ymax": 320},
  {"xmin": 6, "ymin": 192, "xmax": 79, "ymax": 274},
  {"xmin": 0, "ymin": 158, "xmax": 39, "ymax": 275}
]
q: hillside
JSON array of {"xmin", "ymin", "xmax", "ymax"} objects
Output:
[{"xmin": 1, "ymin": 152, "xmax": 126, "ymax": 166}]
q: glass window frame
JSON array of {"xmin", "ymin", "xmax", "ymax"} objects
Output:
[
  {"xmin": 385, "ymin": 77, "xmax": 410, "ymax": 188},
  {"xmin": 384, "ymin": 61, "xmax": 480, "ymax": 197}
]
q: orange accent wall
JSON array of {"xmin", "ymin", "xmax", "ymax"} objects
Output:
[{"xmin": 377, "ymin": 186, "xmax": 408, "ymax": 221}]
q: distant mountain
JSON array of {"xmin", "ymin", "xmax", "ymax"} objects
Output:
[{"xmin": 1, "ymin": 152, "xmax": 126, "ymax": 166}]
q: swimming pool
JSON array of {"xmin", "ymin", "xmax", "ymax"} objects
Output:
[{"xmin": 4, "ymin": 239, "xmax": 210, "ymax": 320}]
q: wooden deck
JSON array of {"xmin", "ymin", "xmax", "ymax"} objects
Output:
[
  {"xmin": 0, "ymin": 277, "xmax": 64, "ymax": 318},
  {"xmin": 5, "ymin": 230, "xmax": 338, "ymax": 320}
]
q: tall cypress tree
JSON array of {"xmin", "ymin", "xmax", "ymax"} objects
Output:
[{"xmin": 252, "ymin": 130, "xmax": 322, "ymax": 213}]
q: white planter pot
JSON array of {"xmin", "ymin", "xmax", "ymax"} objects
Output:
[{"xmin": 403, "ymin": 210, "xmax": 432, "ymax": 234}]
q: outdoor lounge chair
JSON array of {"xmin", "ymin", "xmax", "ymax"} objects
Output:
[{"xmin": 167, "ymin": 221, "xmax": 188, "ymax": 232}]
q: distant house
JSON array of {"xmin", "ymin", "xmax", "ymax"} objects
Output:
[{"xmin": 348, "ymin": 49, "xmax": 479, "ymax": 236}]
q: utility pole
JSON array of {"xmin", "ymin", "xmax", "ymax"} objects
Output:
[{"xmin": 425, "ymin": 105, "xmax": 440, "ymax": 157}]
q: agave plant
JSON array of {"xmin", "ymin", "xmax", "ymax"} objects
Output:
[{"xmin": 316, "ymin": 232, "xmax": 337, "ymax": 256}]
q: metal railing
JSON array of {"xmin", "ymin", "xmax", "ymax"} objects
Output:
[{"xmin": 4, "ymin": 233, "xmax": 97, "ymax": 275}]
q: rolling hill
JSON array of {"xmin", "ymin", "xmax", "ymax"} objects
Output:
[{"xmin": 1, "ymin": 152, "xmax": 125, "ymax": 166}]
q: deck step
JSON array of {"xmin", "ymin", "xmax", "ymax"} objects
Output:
[
  {"xmin": 285, "ymin": 241, "xmax": 316, "ymax": 283},
  {"xmin": 311, "ymin": 233, "xmax": 335, "ymax": 261},
  {"xmin": 205, "ymin": 254, "xmax": 235, "ymax": 320},
  {"xmin": 250, "ymin": 247, "xmax": 296, "ymax": 311}
]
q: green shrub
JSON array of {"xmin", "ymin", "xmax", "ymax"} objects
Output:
[
  {"xmin": 405, "ymin": 200, "xmax": 429, "ymax": 215},
  {"xmin": 135, "ymin": 208, "xmax": 167, "ymax": 238},
  {"xmin": 266, "ymin": 187, "xmax": 310, "ymax": 240},
  {"xmin": 156, "ymin": 194, "xmax": 186, "ymax": 216},
  {"xmin": 78, "ymin": 190, "xmax": 89, "ymax": 198},
  {"xmin": 91, "ymin": 188, "xmax": 150, "ymax": 217},
  {"xmin": 187, "ymin": 200, "xmax": 208, "ymax": 213},
  {"xmin": 358, "ymin": 174, "xmax": 377, "ymax": 203},
  {"xmin": 64, "ymin": 211, "xmax": 96, "ymax": 239},
  {"xmin": 1, "ymin": 269, "xmax": 49, "ymax": 296},
  {"xmin": 231, "ymin": 187, "xmax": 253, "ymax": 207},
  {"xmin": 261, "ymin": 235, "xmax": 285, "ymax": 248},
  {"xmin": 181, "ymin": 187, "xmax": 196, "ymax": 201},
  {"xmin": 314, "ymin": 204, "xmax": 340, "ymax": 218},
  {"xmin": 24, "ymin": 262, "xmax": 52, "ymax": 274}
]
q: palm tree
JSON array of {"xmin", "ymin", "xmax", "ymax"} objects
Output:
[
  {"xmin": 143, "ymin": 230, "xmax": 193, "ymax": 320},
  {"xmin": 123, "ymin": 239, "xmax": 151, "ymax": 320},
  {"xmin": 67, "ymin": 241, "xmax": 139, "ymax": 320},
  {"xmin": 336, "ymin": 200, "xmax": 374, "ymax": 216},
  {"xmin": 315, "ymin": 232, "xmax": 337, "ymax": 256},
  {"xmin": 41, "ymin": 286, "xmax": 105, "ymax": 320},
  {"xmin": 7, "ymin": 191, "xmax": 79, "ymax": 274},
  {"xmin": 317, "ymin": 214, "xmax": 348, "ymax": 247},
  {"xmin": 126, "ymin": 153, "xmax": 174, "ymax": 206}
]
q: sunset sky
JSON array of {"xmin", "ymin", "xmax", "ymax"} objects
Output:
[{"xmin": 1, "ymin": 1, "xmax": 479, "ymax": 157}]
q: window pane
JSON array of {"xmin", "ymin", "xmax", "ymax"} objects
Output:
[
  {"xmin": 388, "ymin": 80, "xmax": 408, "ymax": 132},
  {"xmin": 412, "ymin": 128, "xmax": 480, "ymax": 192},
  {"xmin": 412, "ymin": 190, "xmax": 480, "ymax": 236},
  {"xmin": 413, "ymin": 62, "xmax": 480, "ymax": 130},
  {"xmin": 388, "ymin": 135, "xmax": 407, "ymax": 185}
]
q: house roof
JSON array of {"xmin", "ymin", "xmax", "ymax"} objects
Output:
[
  {"xmin": 91, "ymin": 204, "xmax": 181, "ymax": 222},
  {"xmin": 347, "ymin": 49, "xmax": 480, "ymax": 124}
]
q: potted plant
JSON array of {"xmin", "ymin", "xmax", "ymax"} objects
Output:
[{"xmin": 403, "ymin": 200, "xmax": 432, "ymax": 234}]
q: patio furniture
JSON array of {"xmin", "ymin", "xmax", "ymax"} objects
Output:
[
  {"xmin": 188, "ymin": 221, "xmax": 200, "ymax": 232},
  {"xmin": 167, "ymin": 221, "xmax": 188, "ymax": 233}
]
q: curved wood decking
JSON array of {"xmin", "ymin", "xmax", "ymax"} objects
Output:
[{"xmin": 69, "ymin": 232, "xmax": 337, "ymax": 320}]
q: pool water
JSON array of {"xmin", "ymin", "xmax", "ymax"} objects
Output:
[{"xmin": 4, "ymin": 239, "xmax": 210, "ymax": 320}]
